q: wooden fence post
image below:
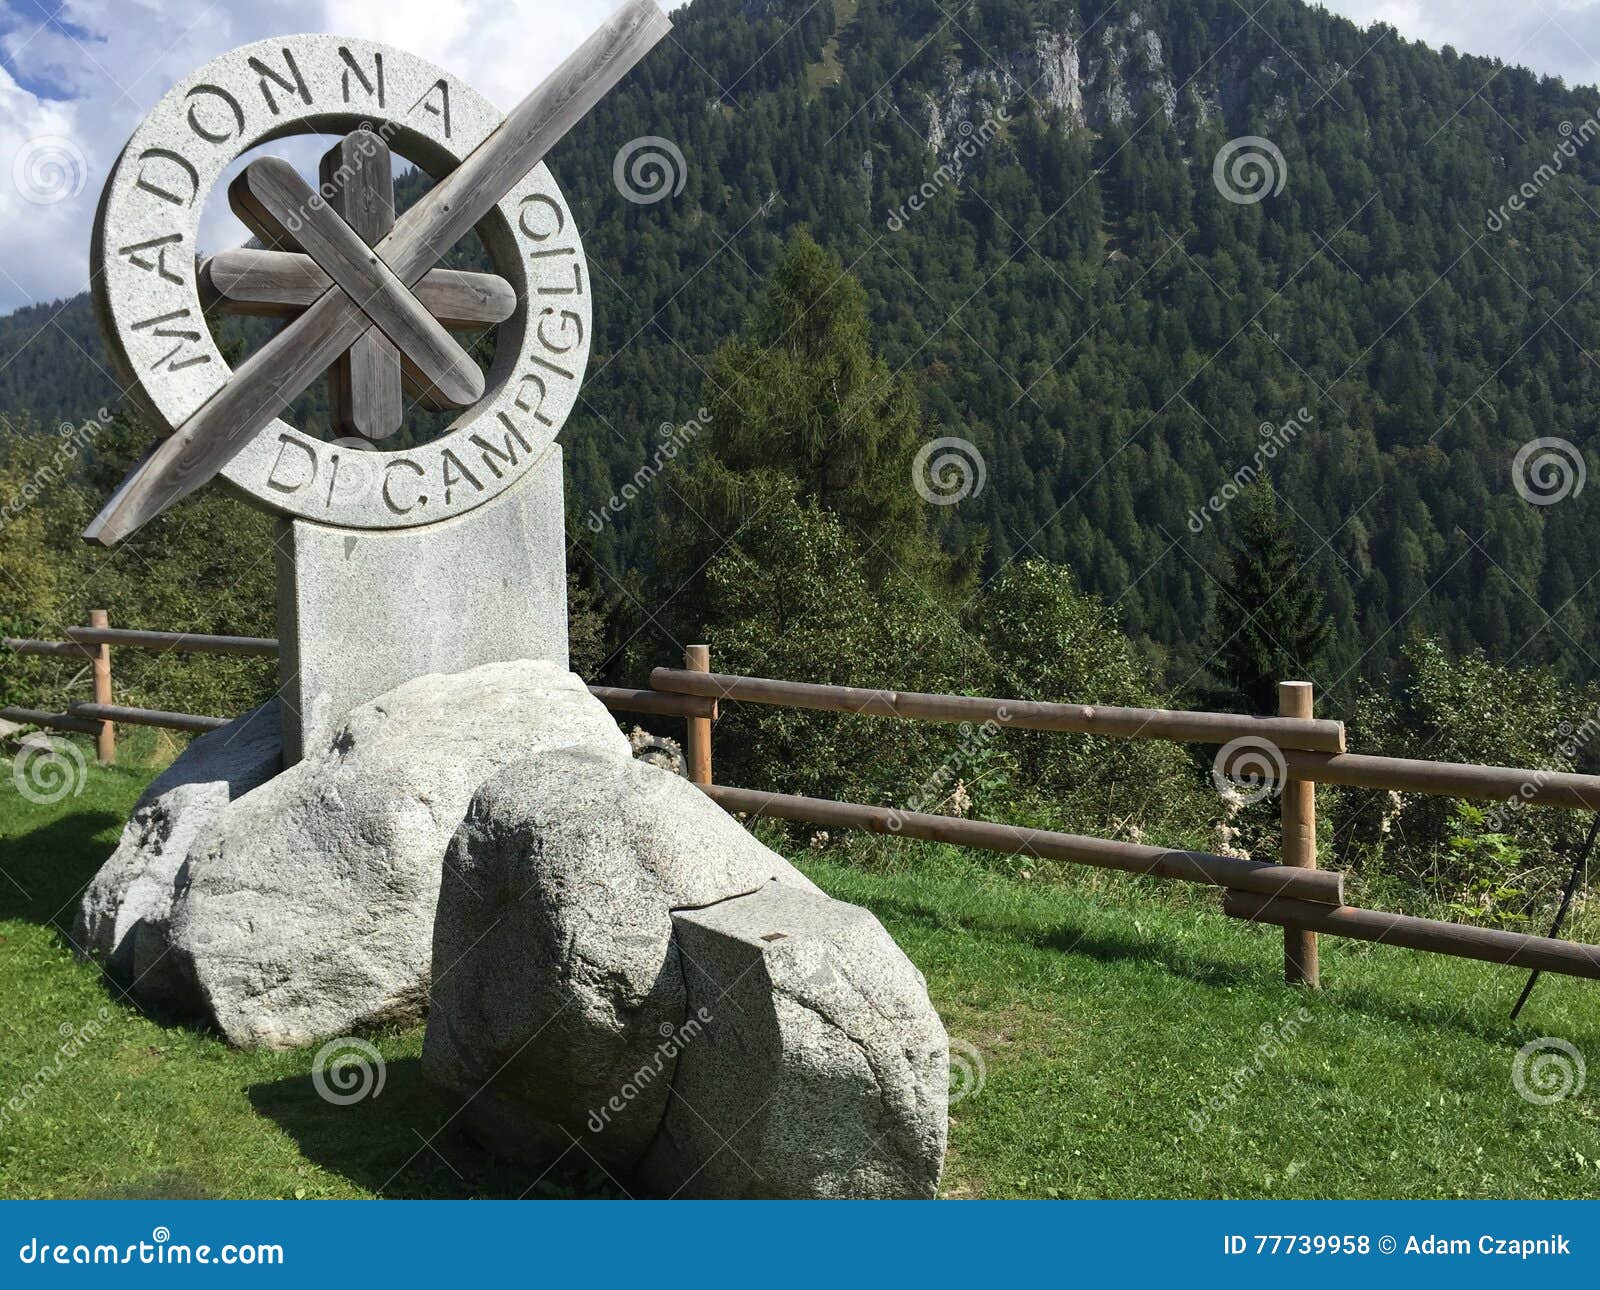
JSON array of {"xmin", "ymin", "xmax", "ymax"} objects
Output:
[
  {"xmin": 1279, "ymin": 680, "xmax": 1318, "ymax": 987},
  {"xmin": 89, "ymin": 609, "xmax": 115, "ymax": 765},
  {"xmin": 684, "ymin": 644, "xmax": 712, "ymax": 786}
]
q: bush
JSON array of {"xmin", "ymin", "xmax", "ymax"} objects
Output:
[
  {"xmin": 974, "ymin": 560, "xmax": 1209, "ymax": 845},
  {"xmin": 1334, "ymin": 638, "xmax": 1600, "ymax": 924},
  {"xmin": 698, "ymin": 478, "xmax": 986, "ymax": 804}
]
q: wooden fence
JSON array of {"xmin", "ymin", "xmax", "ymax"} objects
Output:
[{"xmin": 6, "ymin": 616, "xmax": 1599, "ymax": 990}]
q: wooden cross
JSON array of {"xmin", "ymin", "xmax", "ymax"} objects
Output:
[
  {"xmin": 86, "ymin": 0, "xmax": 671, "ymax": 544},
  {"xmin": 199, "ymin": 130, "xmax": 516, "ymax": 441}
]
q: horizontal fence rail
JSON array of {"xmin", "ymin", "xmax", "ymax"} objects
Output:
[
  {"xmin": 5, "ymin": 632, "xmax": 714, "ymax": 727},
  {"xmin": 63, "ymin": 627, "xmax": 280, "ymax": 657},
  {"xmin": 68, "ymin": 702, "xmax": 229, "ymax": 735},
  {"xmin": 651, "ymin": 669, "xmax": 1348, "ymax": 752},
  {"xmin": 1224, "ymin": 891, "xmax": 1600, "ymax": 981},
  {"xmin": 586, "ymin": 685, "xmax": 716, "ymax": 720},
  {"xmin": 0, "ymin": 706, "xmax": 102, "ymax": 737},
  {"xmin": 704, "ymin": 784, "xmax": 1346, "ymax": 903},
  {"xmin": 4, "ymin": 692, "xmax": 706, "ymax": 733},
  {"xmin": 1279, "ymin": 749, "xmax": 1600, "ymax": 812},
  {"xmin": 5, "ymin": 639, "xmax": 96, "ymax": 660}
]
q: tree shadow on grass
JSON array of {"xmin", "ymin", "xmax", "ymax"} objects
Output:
[
  {"xmin": 859, "ymin": 890, "xmax": 1258, "ymax": 988},
  {"xmin": 857, "ymin": 888, "xmax": 1539, "ymax": 1046},
  {"xmin": 247, "ymin": 1057, "xmax": 624, "ymax": 1200},
  {"xmin": 0, "ymin": 810, "xmax": 121, "ymax": 931}
]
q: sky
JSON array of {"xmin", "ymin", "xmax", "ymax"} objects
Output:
[
  {"xmin": 1, "ymin": 0, "xmax": 1599, "ymax": 314},
  {"xmin": 1316, "ymin": 0, "xmax": 1600, "ymax": 86}
]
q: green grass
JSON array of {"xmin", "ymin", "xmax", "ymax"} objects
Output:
[
  {"xmin": 1, "ymin": 757, "xmax": 1597, "ymax": 1199},
  {"xmin": 803, "ymin": 0, "xmax": 858, "ymax": 100}
]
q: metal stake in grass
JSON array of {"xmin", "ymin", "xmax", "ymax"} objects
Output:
[{"xmin": 1509, "ymin": 811, "xmax": 1599, "ymax": 1021}]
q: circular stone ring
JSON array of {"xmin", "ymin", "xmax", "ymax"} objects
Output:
[{"xmin": 93, "ymin": 34, "xmax": 590, "ymax": 529}]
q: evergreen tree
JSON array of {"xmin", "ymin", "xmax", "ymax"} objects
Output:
[
  {"xmin": 1209, "ymin": 479, "xmax": 1333, "ymax": 713},
  {"xmin": 671, "ymin": 228, "xmax": 972, "ymax": 608},
  {"xmin": 659, "ymin": 232, "xmax": 986, "ymax": 797}
]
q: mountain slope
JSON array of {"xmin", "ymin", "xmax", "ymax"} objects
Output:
[{"xmin": 0, "ymin": 295, "xmax": 119, "ymax": 427}]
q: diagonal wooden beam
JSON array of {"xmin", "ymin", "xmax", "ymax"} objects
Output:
[
  {"xmin": 200, "ymin": 250, "xmax": 516, "ymax": 329},
  {"xmin": 229, "ymin": 157, "xmax": 484, "ymax": 410},
  {"xmin": 85, "ymin": 0, "xmax": 671, "ymax": 546}
]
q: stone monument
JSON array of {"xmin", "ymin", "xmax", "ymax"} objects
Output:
[
  {"xmin": 86, "ymin": 20, "xmax": 637, "ymax": 758},
  {"xmin": 76, "ymin": 0, "xmax": 950, "ymax": 1198}
]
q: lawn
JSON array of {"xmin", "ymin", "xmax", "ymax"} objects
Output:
[{"xmin": 1, "ymin": 756, "xmax": 1596, "ymax": 1199}]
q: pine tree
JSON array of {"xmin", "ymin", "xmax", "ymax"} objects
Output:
[
  {"xmin": 1209, "ymin": 479, "xmax": 1333, "ymax": 713},
  {"xmin": 670, "ymin": 229, "xmax": 972, "ymax": 607}
]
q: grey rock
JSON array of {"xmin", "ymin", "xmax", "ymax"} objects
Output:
[
  {"xmin": 639, "ymin": 882, "xmax": 948, "ymax": 1199},
  {"xmin": 421, "ymin": 747, "xmax": 821, "ymax": 1173},
  {"xmin": 423, "ymin": 756, "xmax": 948, "ymax": 1197},
  {"xmin": 915, "ymin": 13, "xmax": 1193, "ymax": 151},
  {"xmin": 74, "ymin": 704, "xmax": 283, "ymax": 1010},
  {"xmin": 171, "ymin": 661, "xmax": 626, "ymax": 1049},
  {"xmin": 74, "ymin": 660, "xmax": 626, "ymax": 1048},
  {"xmin": 274, "ymin": 446, "xmax": 569, "ymax": 765}
]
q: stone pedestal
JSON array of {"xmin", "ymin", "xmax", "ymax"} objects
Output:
[{"xmin": 274, "ymin": 444, "xmax": 568, "ymax": 764}]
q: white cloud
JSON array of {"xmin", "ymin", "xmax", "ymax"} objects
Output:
[
  {"xmin": 1315, "ymin": 0, "xmax": 1600, "ymax": 89},
  {"xmin": 0, "ymin": 61, "xmax": 87, "ymax": 307},
  {"xmin": 318, "ymin": 0, "xmax": 628, "ymax": 111}
]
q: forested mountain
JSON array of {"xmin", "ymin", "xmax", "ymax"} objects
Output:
[
  {"xmin": 0, "ymin": 295, "xmax": 113, "ymax": 427},
  {"xmin": 6, "ymin": 0, "xmax": 1600, "ymax": 709}
]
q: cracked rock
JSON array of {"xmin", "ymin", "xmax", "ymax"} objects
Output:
[
  {"xmin": 420, "ymin": 745, "xmax": 821, "ymax": 1173},
  {"xmin": 422, "ymin": 753, "xmax": 949, "ymax": 1197},
  {"xmin": 638, "ymin": 883, "xmax": 948, "ymax": 1199}
]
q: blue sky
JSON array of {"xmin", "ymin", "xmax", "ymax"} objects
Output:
[{"xmin": 1, "ymin": 0, "xmax": 1598, "ymax": 314}]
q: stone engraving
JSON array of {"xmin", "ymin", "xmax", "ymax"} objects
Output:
[{"xmin": 92, "ymin": 34, "xmax": 591, "ymax": 530}]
